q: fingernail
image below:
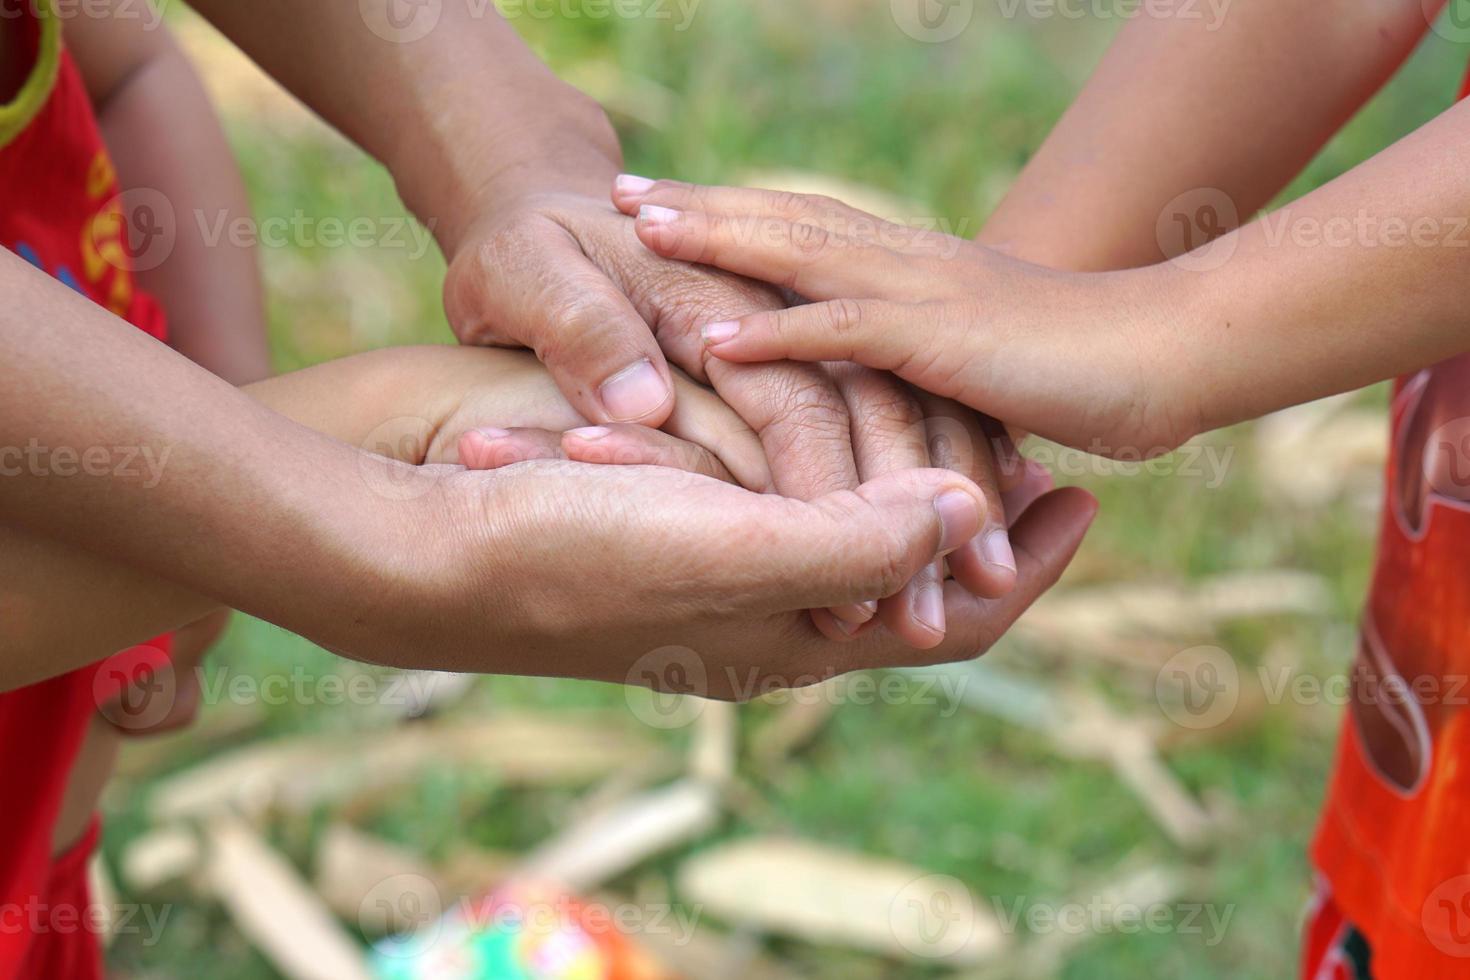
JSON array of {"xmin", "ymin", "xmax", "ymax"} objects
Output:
[
  {"xmin": 616, "ymin": 174, "xmax": 656, "ymax": 196},
  {"xmin": 981, "ymin": 528, "xmax": 1017, "ymax": 573},
  {"xmin": 702, "ymin": 321, "xmax": 740, "ymax": 345},
  {"xmin": 835, "ymin": 616, "xmax": 860, "ymax": 636},
  {"xmin": 599, "ymin": 359, "xmax": 671, "ymax": 421},
  {"xmin": 566, "ymin": 426, "xmax": 611, "ymax": 441},
  {"xmin": 913, "ymin": 572, "xmax": 945, "ymax": 635},
  {"xmin": 474, "ymin": 427, "xmax": 511, "ymax": 439},
  {"xmin": 638, "ymin": 204, "xmax": 679, "ymax": 225},
  {"xmin": 830, "ymin": 600, "xmax": 878, "ymax": 625},
  {"xmin": 933, "ymin": 489, "xmax": 981, "ymax": 554}
]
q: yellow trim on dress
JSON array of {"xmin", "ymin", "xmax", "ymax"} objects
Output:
[{"xmin": 0, "ymin": 0, "xmax": 61, "ymax": 150}]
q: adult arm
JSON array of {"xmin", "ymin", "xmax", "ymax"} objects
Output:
[
  {"xmin": 2, "ymin": 256, "xmax": 1089, "ymax": 698},
  {"xmin": 175, "ymin": 0, "xmax": 1023, "ymax": 629}
]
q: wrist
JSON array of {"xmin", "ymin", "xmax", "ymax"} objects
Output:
[
  {"xmin": 388, "ymin": 79, "xmax": 623, "ymax": 260},
  {"xmin": 297, "ymin": 456, "xmax": 470, "ymax": 665},
  {"xmin": 1103, "ymin": 262, "xmax": 1207, "ymax": 454},
  {"xmin": 353, "ymin": 469, "xmax": 533, "ymax": 673}
]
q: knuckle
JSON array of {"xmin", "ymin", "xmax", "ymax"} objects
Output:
[
  {"xmin": 644, "ymin": 270, "xmax": 772, "ymax": 335},
  {"xmin": 759, "ymin": 381, "xmax": 855, "ymax": 494},
  {"xmin": 930, "ymin": 424, "xmax": 979, "ymax": 476},
  {"xmin": 871, "ymin": 523, "xmax": 915, "ymax": 597},
  {"xmin": 856, "ymin": 395, "xmax": 926, "ymax": 463},
  {"xmin": 823, "ymin": 298, "xmax": 866, "ymax": 339},
  {"xmin": 789, "ymin": 221, "xmax": 832, "ymax": 259},
  {"xmin": 680, "ymin": 182, "xmax": 712, "ymax": 210},
  {"xmin": 763, "ymin": 374, "xmax": 851, "ymax": 439},
  {"xmin": 866, "ymin": 384, "xmax": 923, "ymax": 431},
  {"xmin": 767, "ymin": 190, "xmax": 811, "ymax": 220}
]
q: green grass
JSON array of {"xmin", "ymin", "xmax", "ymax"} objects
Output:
[{"xmin": 102, "ymin": 6, "xmax": 1470, "ymax": 978}]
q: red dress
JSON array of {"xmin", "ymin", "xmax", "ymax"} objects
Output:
[
  {"xmin": 0, "ymin": 6, "xmax": 173, "ymax": 978},
  {"xmin": 1301, "ymin": 66, "xmax": 1470, "ymax": 980}
]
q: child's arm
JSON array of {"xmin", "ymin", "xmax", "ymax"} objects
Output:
[
  {"xmin": 65, "ymin": 6, "xmax": 270, "ymax": 385},
  {"xmin": 615, "ymin": 79, "xmax": 1470, "ymax": 458},
  {"xmin": 604, "ymin": 0, "xmax": 1452, "ymax": 454},
  {"xmin": 975, "ymin": 0, "xmax": 1437, "ymax": 272},
  {"xmin": 0, "ymin": 343, "xmax": 767, "ymax": 691}
]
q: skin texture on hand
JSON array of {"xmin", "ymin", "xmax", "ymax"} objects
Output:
[
  {"xmin": 0, "ymin": 317, "xmax": 1076, "ymax": 698},
  {"xmin": 629, "ymin": 108, "xmax": 1470, "ymax": 455},
  {"xmin": 621, "ymin": 180, "xmax": 1185, "ymax": 457},
  {"xmin": 164, "ymin": 0, "xmax": 1038, "ymax": 642},
  {"xmin": 375, "ymin": 459, "xmax": 1095, "ymax": 697},
  {"xmin": 445, "ymin": 183, "xmax": 1023, "ymax": 646}
]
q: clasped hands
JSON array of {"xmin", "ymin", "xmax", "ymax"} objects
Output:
[{"xmin": 413, "ymin": 174, "xmax": 1105, "ymax": 684}]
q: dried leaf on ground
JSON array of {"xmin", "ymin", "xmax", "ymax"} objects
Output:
[
  {"xmin": 151, "ymin": 711, "xmax": 663, "ymax": 821},
  {"xmin": 516, "ymin": 780, "xmax": 722, "ymax": 892},
  {"xmin": 678, "ymin": 837, "xmax": 1007, "ymax": 964},
  {"xmin": 204, "ymin": 817, "xmax": 373, "ymax": 980}
]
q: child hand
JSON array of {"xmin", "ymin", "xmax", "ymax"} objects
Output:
[
  {"xmin": 427, "ymin": 349, "xmax": 774, "ymax": 492},
  {"xmin": 616, "ymin": 179, "xmax": 1194, "ymax": 459}
]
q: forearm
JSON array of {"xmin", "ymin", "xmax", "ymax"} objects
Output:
[
  {"xmin": 0, "ymin": 249, "xmax": 433, "ymax": 686},
  {"xmin": 978, "ymin": 0, "xmax": 1435, "ymax": 271},
  {"xmin": 0, "ymin": 343, "xmax": 576, "ymax": 689},
  {"xmin": 1156, "ymin": 97, "xmax": 1470, "ymax": 433},
  {"xmin": 184, "ymin": 0, "xmax": 621, "ymax": 255}
]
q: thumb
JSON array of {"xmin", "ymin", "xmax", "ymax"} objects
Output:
[
  {"xmin": 445, "ymin": 230, "xmax": 677, "ymax": 427},
  {"xmin": 728, "ymin": 468, "xmax": 987, "ymax": 612}
]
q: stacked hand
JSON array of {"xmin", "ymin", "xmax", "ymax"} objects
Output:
[
  {"xmin": 612, "ymin": 179, "xmax": 1196, "ymax": 459},
  {"xmin": 268, "ymin": 347, "xmax": 1097, "ymax": 697},
  {"xmin": 438, "ymin": 177, "xmax": 1081, "ymax": 651}
]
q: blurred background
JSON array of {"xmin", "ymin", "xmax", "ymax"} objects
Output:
[{"xmin": 97, "ymin": 2, "xmax": 1470, "ymax": 977}]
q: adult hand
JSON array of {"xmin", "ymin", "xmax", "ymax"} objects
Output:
[
  {"xmin": 443, "ymin": 173, "xmax": 1022, "ymax": 644},
  {"xmin": 620, "ymin": 181, "xmax": 1193, "ymax": 458},
  {"xmin": 340, "ymin": 458, "xmax": 1096, "ymax": 696},
  {"xmin": 454, "ymin": 384, "xmax": 1025, "ymax": 647}
]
